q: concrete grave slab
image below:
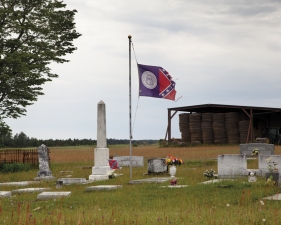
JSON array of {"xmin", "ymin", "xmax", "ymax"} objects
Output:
[
  {"xmin": 0, "ymin": 191, "xmax": 12, "ymax": 198},
  {"xmin": 12, "ymin": 188, "xmax": 51, "ymax": 194},
  {"xmin": 34, "ymin": 176, "xmax": 56, "ymax": 181},
  {"xmin": 86, "ymin": 185, "xmax": 123, "ymax": 191},
  {"xmin": 263, "ymin": 194, "xmax": 281, "ymax": 200},
  {"xmin": 59, "ymin": 171, "xmax": 73, "ymax": 177},
  {"xmin": 130, "ymin": 177, "xmax": 171, "ymax": 184},
  {"xmin": 0, "ymin": 181, "xmax": 40, "ymax": 186},
  {"xmin": 201, "ymin": 179, "xmax": 232, "ymax": 184},
  {"xmin": 37, "ymin": 192, "xmax": 71, "ymax": 200},
  {"xmin": 160, "ymin": 185, "xmax": 188, "ymax": 188},
  {"xmin": 57, "ymin": 178, "xmax": 87, "ymax": 185}
]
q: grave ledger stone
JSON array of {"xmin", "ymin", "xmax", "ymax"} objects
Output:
[
  {"xmin": 34, "ymin": 144, "xmax": 55, "ymax": 180},
  {"xmin": 89, "ymin": 101, "xmax": 111, "ymax": 181}
]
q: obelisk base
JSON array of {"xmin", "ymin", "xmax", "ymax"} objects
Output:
[
  {"xmin": 89, "ymin": 165, "xmax": 111, "ymax": 181},
  {"xmin": 89, "ymin": 174, "xmax": 110, "ymax": 181}
]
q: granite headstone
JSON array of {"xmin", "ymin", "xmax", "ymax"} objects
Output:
[
  {"xmin": 147, "ymin": 158, "xmax": 167, "ymax": 173},
  {"xmin": 35, "ymin": 144, "xmax": 55, "ymax": 180}
]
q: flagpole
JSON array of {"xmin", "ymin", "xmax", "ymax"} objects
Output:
[{"xmin": 128, "ymin": 35, "xmax": 132, "ymax": 183}]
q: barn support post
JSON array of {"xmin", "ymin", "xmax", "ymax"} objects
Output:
[
  {"xmin": 243, "ymin": 108, "xmax": 254, "ymax": 143},
  {"xmin": 166, "ymin": 110, "xmax": 178, "ymax": 144}
]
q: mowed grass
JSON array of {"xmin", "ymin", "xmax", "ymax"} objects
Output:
[{"xmin": 0, "ymin": 145, "xmax": 281, "ymax": 224}]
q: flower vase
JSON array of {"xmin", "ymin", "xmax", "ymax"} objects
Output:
[
  {"xmin": 169, "ymin": 165, "xmax": 177, "ymax": 177},
  {"xmin": 265, "ymin": 172, "xmax": 279, "ymax": 186}
]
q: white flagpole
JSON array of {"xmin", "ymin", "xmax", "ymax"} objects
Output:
[{"xmin": 128, "ymin": 35, "xmax": 132, "ymax": 182}]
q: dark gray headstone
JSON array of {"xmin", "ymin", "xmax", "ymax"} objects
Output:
[
  {"xmin": 147, "ymin": 158, "xmax": 167, "ymax": 174},
  {"xmin": 37, "ymin": 144, "xmax": 52, "ymax": 177},
  {"xmin": 240, "ymin": 143, "xmax": 274, "ymax": 156}
]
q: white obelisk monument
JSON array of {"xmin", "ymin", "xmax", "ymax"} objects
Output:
[{"xmin": 89, "ymin": 100, "xmax": 111, "ymax": 181}]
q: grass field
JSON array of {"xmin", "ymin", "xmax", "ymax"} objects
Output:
[{"xmin": 1, "ymin": 144, "xmax": 281, "ymax": 224}]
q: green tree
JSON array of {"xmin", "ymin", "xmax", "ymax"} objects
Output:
[
  {"xmin": 0, "ymin": 0, "xmax": 81, "ymax": 120},
  {"xmin": 0, "ymin": 119, "xmax": 11, "ymax": 147}
]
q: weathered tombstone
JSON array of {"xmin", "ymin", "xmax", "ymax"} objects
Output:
[
  {"xmin": 34, "ymin": 144, "xmax": 55, "ymax": 180},
  {"xmin": 218, "ymin": 154, "xmax": 248, "ymax": 178},
  {"xmin": 113, "ymin": 156, "xmax": 144, "ymax": 167},
  {"xmin": 240, "ymin": 143, "xmax": 274, "ymax": 156},
  {"xmin": 147, "ymin": 158, "xmax": 167, "ymax": 174},
  {"xmin": 56, "ymin": 181, "xmax": 63, "ymax": 189},
  {"xmin": 89, "ymin": 101, "xmax": 111, "ymax": 181}
]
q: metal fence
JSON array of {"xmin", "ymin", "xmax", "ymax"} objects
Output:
[{"xmin": 0, "ymin": 148, "xmax": 38, "ymax": 168}]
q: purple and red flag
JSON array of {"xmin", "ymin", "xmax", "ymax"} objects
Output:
[{"xmin": 137, "ymin": 64, "xmax": 177, "ymax": 101}]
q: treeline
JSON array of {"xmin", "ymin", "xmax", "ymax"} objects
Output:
[
  {"xmin": 0, "ymin": 132, "xmax": 157, "ymax": 148},
  {"xmin": 107, "ymin": 138, "xmax": 157, "ymax": 145}
]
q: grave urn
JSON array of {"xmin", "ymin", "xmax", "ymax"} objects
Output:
[
  {"xmin": 169, "ymin": 165, "xmax": 177, "ymax": 177},
  {"xmin": 265, "ymin": 172, "xmax": 279, "ymax": 186}
]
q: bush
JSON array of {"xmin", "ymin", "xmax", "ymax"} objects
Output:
[{"xmin": 0, "ymin": 162, "xmax": 32, "ymax": 173}]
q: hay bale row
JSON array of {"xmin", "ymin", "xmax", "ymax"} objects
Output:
[
  {"xmin": 213, "ymin": 113, "xmax": 227, "ymax": 144},
  {"xmin": 179, "ymin": 112, "xmax": 250, "ymax": 145},
  {"xmin": 179, "ymin": 113, "xmax": 191, "ymax": 143},
  {"xmin": 225, "ymin": 112, "xmax": 240, "ymax": 144},
  {"xmin": 189, "ymin": 114, "xmax": 202, "ymax": 144},
  {"xmin": 238, "ymin": 120, "xmax": 250, "ymax": 144}
]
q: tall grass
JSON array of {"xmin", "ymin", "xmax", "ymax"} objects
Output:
[{"xmin": 0, "ymin": 145, "xmax": 281, "ymax": 224}]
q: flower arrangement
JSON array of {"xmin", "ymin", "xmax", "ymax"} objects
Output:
[
  {"xmin": 165, "ymin": 155, "xmax": 183, "ymax": 166},
  {"xmin": 170, "ymin": 179, "xmax": 178, "ymax": 186},
  {"xmin": 203, "ymin": 169, "xmax": 215, "ymax": 178},
  {"xmin": 265, "ymin": 157, "xmax": 278, "ymax": 172},
  {"xmin": 107, "ymin": 169, "xmax": 117, "ymax": 179},
  {"xmin": 266, "ymin": 175, "xmax": 276, "ymax": 185},
  {"xmin": 252, "ymin": 148, "xmax": 259, "ymax": 156}
]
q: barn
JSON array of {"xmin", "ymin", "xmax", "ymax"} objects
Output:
[{"xmin": 166, "ymin": 104, "xmax": 281, "ymax": 145}]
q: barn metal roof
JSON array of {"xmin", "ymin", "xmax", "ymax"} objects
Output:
[{"xmin": 168, "ymin": 103, "xmax": 281, "ymax": 114}]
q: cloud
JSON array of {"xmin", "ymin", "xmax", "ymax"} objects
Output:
[{"xmin": 4, "ymin": 0, "xmax": 281, "ymax": 140}]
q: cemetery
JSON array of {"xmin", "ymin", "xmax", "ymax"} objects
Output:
[{"xmin": 1, "ymin": 102, "xmax": 281, "ymax": 224}]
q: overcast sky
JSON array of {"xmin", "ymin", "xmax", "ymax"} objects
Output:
[{"xmin": 5, "ymin": 0, "xmax": 281, "ymax": 140}]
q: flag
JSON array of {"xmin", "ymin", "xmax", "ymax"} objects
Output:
[
  {"xmin": 137, "ymin": 64, "xmax": 177, "ymax": 100},
  {"xmin": 108, "ymin": 159, "xmax": 119, "ymax": 169}
]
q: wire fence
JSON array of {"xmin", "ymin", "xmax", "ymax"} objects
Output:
[{"xmin": 0, "ymin": 148, "xmax": 39, "ymax": 168}]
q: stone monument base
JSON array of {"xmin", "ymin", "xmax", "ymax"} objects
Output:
[
  {"xmin": 34, "ymin": 176, "xmax": 56, "ymax": 181},
  {"xmin": 89, "ymin": 165, "xmax": 111, "ymax": 181},
  {"xmin": 89, "ymin": 174, "xmax": 109, "ymax": 181}
]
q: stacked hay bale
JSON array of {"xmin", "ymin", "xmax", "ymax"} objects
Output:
[
  {"xmin": 225, "ymin": 112, "xmax": 240, "ymax": 144},
  {"xmin": 189, "ymin": 113, "xmax": 202, "ymax": 144},
  {"xmin": 213, "ymin": 113, "xmax": 227, "ymax": 144},
  {"xmin": 201, "ymin": 113, "xmax": 213, "ymax": 144},
  {"xmin": 238, "ymin": 120, "xmax": 250, "ymax": 144},
  {"xmin": 179, "ymin": 113, "xmax": 191, "ymax": 143}
]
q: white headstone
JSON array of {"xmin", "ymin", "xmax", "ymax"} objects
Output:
[
  {"xmin": 113, "ymin": 156, "xmax": 144, "ymax": 167},
  {"xmin": 218, "ymin": 154, "xmax": 248, "ymax": 178},
  {"xmin": 89, "ymin": 101, "xmax": 111, "ymax": 181}
]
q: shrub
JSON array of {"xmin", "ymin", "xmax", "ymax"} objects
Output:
[{"xmin": 0, "ymin": 162, "xmax": 32, "ymax": 173}]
